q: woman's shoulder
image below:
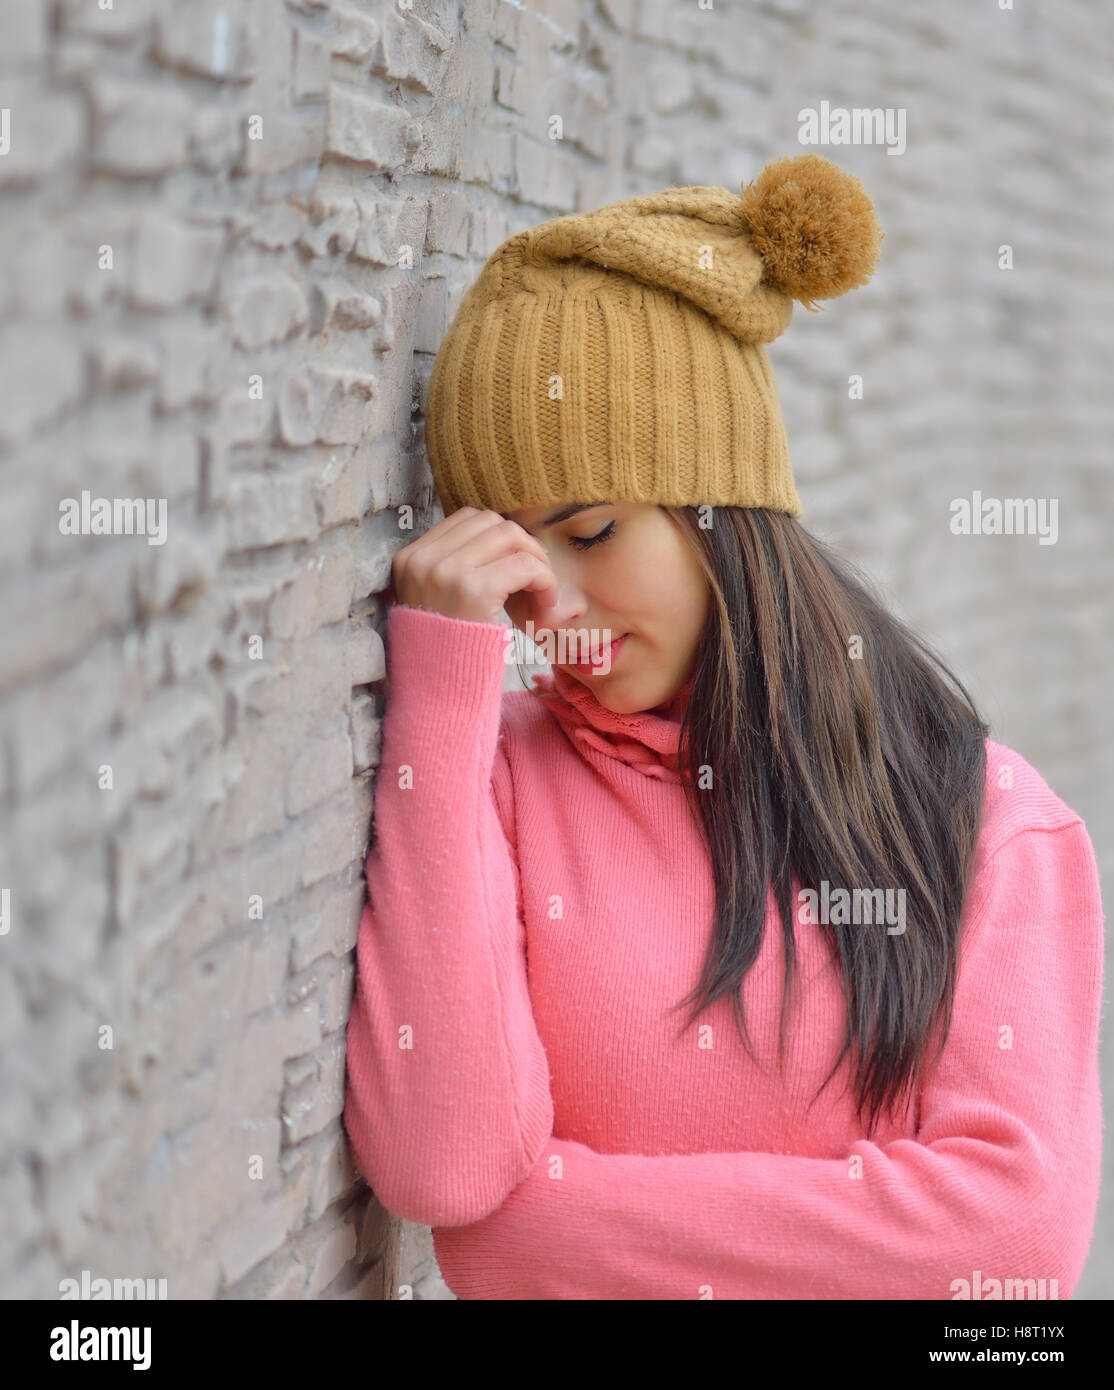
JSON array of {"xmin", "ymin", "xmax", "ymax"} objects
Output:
[
  {"xmin": 501, "ymin": 686, "xmax": 551, "ymax": 723},
  {"xmin": 965, "ymin": 740, "xmax": 1102, "ymax": 959},
  {"xmin": 496, "ymin": 687, "xmax": 561, "ymax": 757},
  {"xmin": 978, "ymin": 737, "xmax": 1088, "ymax": 861}
]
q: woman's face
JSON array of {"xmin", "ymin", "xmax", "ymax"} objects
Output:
[{"xmin": 501, "ymin": 501, "xmax": 710, "ymax": 715}]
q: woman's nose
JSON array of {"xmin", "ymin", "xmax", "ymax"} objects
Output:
[
  {"xmin": 535, "ymin": 580, "xmax": 587, "ymax": 629},
  {"xmin": 530, "ymin": 553, "xmax": 588, "ymax": 630}
]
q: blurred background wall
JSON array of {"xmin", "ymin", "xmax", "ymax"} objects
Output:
[{"xmin": 0, "ymin": 0, "xmax": 1109, "ymax": 1299}]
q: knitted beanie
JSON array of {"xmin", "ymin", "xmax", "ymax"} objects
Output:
[{"xmin": 424, "ymin": 153, "xmax": 883, "ymax": 520}]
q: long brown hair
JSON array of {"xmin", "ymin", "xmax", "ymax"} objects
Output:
[{"xmin": 519, "ymin": 506, "xmax": 989, "ymax": 1138}]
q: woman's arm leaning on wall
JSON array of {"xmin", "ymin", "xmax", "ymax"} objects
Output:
[{"xmin": 343, "ymin": 603, "xmax": 554, "ymax": 1229}]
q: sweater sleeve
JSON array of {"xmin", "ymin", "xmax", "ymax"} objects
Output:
[
  {"xmin": 432, "ymin": 820, "xmax": 1104, "ymax": 1299},
  {"xmin": 342, "ymin": 603, "xmax": 554, "ymax": 1228}
]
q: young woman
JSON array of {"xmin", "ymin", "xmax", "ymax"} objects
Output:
[{"xmin": 343, "ymin": 156, "xmax": 1104, "ymax": 1300}]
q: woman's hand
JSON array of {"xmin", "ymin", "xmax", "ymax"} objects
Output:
[{"xmin": 391, "ymin": 507, "xmax": 559, "ymax": 627}]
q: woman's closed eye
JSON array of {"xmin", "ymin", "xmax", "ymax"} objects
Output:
[{"xmin": 569, "ymin": 521, "xmax": 616, "ymax": 551}]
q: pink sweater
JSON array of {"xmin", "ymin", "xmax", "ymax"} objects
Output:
[{"xmin": 343, "ymin": 603, "xmax": 1105, "ymax": 1300}]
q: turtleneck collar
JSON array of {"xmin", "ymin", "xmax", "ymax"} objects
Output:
[{"xmin": 528, "ymin": 665, "xmax": 694, "ymax": 783}]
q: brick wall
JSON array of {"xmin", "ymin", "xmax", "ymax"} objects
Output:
[{"xmin": 0, "ymin": 0, "xmax": 1109, "ymax": 1300}]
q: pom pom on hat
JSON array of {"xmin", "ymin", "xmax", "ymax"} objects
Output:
[{"xmin": 738, "ymin": 153, "xmax": 884, "ymax": 312}]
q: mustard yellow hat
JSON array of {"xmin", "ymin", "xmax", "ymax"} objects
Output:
[{"xmin": 424, "ymin": 153, "xmax": 883, "ymax": 521}]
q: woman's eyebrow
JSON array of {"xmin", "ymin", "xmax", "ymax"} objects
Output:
[{"xmin": 540, "ymin": 502, "xmax": 609, "ymax": 528}]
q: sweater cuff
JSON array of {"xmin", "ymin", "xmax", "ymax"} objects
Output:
[{"xmin": 385, "ymin": 602, "xmax": 515, "ymax": 721}]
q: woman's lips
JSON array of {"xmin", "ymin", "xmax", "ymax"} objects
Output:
[{"xmin": 571, "ymin": 633, "xmax": 628, "ymax": 673}]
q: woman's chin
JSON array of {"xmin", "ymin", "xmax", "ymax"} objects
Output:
[{"xmin": 590, "ymin": 682, "xmax": 669, "ymax": 716}]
